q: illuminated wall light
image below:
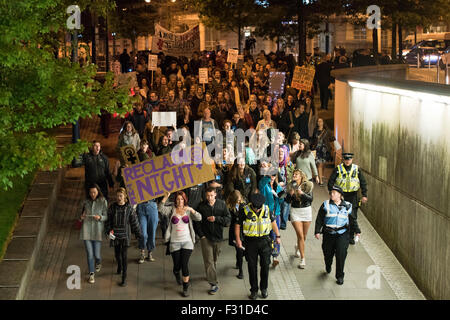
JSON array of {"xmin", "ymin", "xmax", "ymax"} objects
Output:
[{"xmin": 348, "ymin": 81, "xmax": 450, "ymax": 105}]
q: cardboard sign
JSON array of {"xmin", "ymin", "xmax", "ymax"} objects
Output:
[
  {"xmin": 116, "ymin": 71, "xmax": 138, "ymax": 90},
  {"xmin": 122, "ymin": 143, "xmax": 215, "ymax": 205},
  {"xmin": 269, "ymin": 72, "xmax": 286, "ymax": 96},
  {"xmin": 227, "ymin": 49, "xmax": 239, "ymax": 64},
  {"xmin": 148, "ymin": 54, "xmax": 158, "ymax": 71},
  {"xmin": 291, "ymin": 66, "xmax": 315, "ymax": 91},
  {"xmin": 151, "ymin": 112, "xmax": 177, "ymax": 127},
  {"xmin": 120, "ymin": 145, "xmax": 140, "ymax": 166},
  {"xmin": 199, "ymin": 68, "xmax": 209, "ymax": 84}
]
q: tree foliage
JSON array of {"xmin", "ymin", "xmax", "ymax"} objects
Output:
[
  {"xmin": 0, "ymin": 0, "xmax": 134, "ymax": 189},
  {"xmin": 187, "ymin": 0, "xmax": 261, "ymax": 51}
]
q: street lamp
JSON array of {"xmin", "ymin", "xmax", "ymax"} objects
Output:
[{"xmin": 145, "ymin": 0, "xmax": 151, "ymax": 3}]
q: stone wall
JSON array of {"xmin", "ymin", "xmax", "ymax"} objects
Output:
[{"xmin": 334, "ymin": 71, "xmax": 450, "ymax": 299}]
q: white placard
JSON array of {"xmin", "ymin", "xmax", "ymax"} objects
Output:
[
  {"xmin": 152, "ymin": 112, "xmax": 177, "ymax": 127},
  {"xmin": 148, "ymin": 54, "xmax": 158, "ymax": 71},
  {"xmin": 227, "ymin": 49, "xmax": 239, "ymax": 64},
  {"xmin": 199, "ymin": 68, "xmax": 209, "ymax": 84}
]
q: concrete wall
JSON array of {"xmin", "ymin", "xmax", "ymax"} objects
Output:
[{"xmin": 334, "ymin": 71, "xmax": 450, "ymax": 300}]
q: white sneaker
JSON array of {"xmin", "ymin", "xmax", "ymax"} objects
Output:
[
  {"xmin": 88, "ymin": 273, "xmax": 95, "ymax": 284},
  {"xmin": 148, "ymin": 252, "xmax": 155, "ymax": 262},
  {"xmin": 295, "ymin": 245, "xmax": 300, "ymax": 258},
  {"xmin": 299, "ymin": 258, "xmax": 306, "ymax": 269}
]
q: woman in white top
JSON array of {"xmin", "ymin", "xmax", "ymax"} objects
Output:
[{"xmin": 159, "ymin": 191, "xmax": 202, "ymax": 297}]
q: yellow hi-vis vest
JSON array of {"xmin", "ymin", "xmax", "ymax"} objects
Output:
[
  {"xmin": 335, "ymin": 164, "xmax": 360, "ymax": 193},
  {"xmin": 242, "ymin": 204, "xmax": 272, "ymax": 237}
]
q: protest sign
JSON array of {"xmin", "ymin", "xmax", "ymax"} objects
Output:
[
  {"xmin": 268, "ymin": 72, "xmax": 286, "ymax": 96},
  {"xmin": 116, "ymin": 71, "xmax": 138, "ymax": 90},
  {"xmin": 148, "ymin": 54, "xmax": 158, "ymax": 71},
  {"xmin": 152, "ymin": 24, "xmax": 200, "ymax": 57},
  {"xmin": 122, "ymin": 143, "xmax": 215, "ymax": 205},
  {"xmin": 291, "ymin": 66, "xmax": 315, "ymax": 91},
  {"xmin": 199, "ymin": 68, "xmax": 209, "ymax": 84},
  {"xmin": 120, "ymin": 145, "xmax": 140, "ymax": 166},
  {"xmin": 152, "ymin": 112, "xmax": 177, "ymax": 127},
  {"xmin": 227, "ymin": 49, "xmax": 239, "ymax": 64}
]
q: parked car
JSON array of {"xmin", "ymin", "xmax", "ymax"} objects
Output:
[
  {"xmin": 402, "ymin": 39, "xmax": 450, "ymax": 57},
  {"xmin": 405, "ymin": 47, "xmax": 441, "ymax": 67}
]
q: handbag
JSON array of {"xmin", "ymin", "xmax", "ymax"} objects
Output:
[{"xmin": 74, "ymin": 219, "xmax": 83, "ymax": 230}]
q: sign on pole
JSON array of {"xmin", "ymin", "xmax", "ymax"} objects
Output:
[
  {"xmin": 151, "ymin": 112, "xmax": 177, "ymax": 128},
  {"xmin": 291, "ymin": 66, "xmax": 315, "ymax": 91},
  {"xmin": 199, "ymin": 68, "xmax": 209, "ymax": 84},
  {"xmin": 148, "ymin": 54, "xmax": 158, "ymax": 71},
  {"xmin": 227, "ymin": 49, "xmax": 239, "ymax": 64},
  {"xmin": 120, "ymin": 145, "xmax": 140, "ymax": 166},
  {"xmin": 122, "ymin": 143, "xmax": 215, "ymax": 205}
]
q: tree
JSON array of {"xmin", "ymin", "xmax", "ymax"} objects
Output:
[
  {"xmin": 253, "ymin": 0, "xmax": 345, "ymax": 64},
  {"xmin": 343, "ymin": 0, "xmax": 450, "ymax": 59},
  {"xmin": 0, "ymin": 0, "xmax": 134, "ymax": 189},
  {"xmin": 187, "ymin": 0, "xmax": 260, "ymax": 53},
  {"xmin": 109, "ymin": 1, "xmax": 160, "ymax": 57}
]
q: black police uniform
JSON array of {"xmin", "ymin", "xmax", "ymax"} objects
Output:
[
  {"xmin": 327, "ymin": 153, "xmax": 368, "ymax": 241},
  {"xmin": 237, "ymin": 194, "xmax": 276, "ymax": 297},
  {"xmin": 314, "ymin": 187, "xmax": 361, "ymax": 283}
]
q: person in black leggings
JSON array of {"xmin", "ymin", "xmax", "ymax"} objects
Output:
[
  {"xmin": 158, "ymin": 191, "xmax": 202, "ymax": 297},
  {"xmin": 226, "ymin": 190, "xmax": 246, "ymax": 279},
  {"xmin": 105, "ymin": 188, "xmax": 142, "ymax": 287}
]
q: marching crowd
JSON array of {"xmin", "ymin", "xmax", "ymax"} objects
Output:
[{"xmin": 78, "ymin": 47, "xmax": 368, "ymax": 300}]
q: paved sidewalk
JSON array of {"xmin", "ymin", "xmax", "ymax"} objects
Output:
[{"xmin": 24, "ymin": 116, "xmax": 425, "ymax": 300}]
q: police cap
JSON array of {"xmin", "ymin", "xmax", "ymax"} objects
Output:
[
  {"xmin": 330, "ymin": 185, "xmax": 344, "ymax": 195},
  {"xmin": 342, "ymin": 153, "xmax": 354, "ymax": 160},
  {"xmin": 249, "ymin": 193, "xmax": 266, "ymax": 209}
]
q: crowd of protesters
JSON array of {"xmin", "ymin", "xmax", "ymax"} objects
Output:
[{"xmin": 79, "ymin": 45, "xmax": 354, "ymax": 298}]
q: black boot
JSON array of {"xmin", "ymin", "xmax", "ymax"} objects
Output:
[
  {"xmin": 174, "ymin": 272, "xmax": 182, "ymax": 285},
  {"xmin": 182, "ymin": 281, "xmax": 190, "ymax": 297},
  {"xmin": 237, "ymin": 268, "xmax": 244, "ymax": 279},
  {"xmin": 119, "ymin": 273, "xmax": 127, "ymax": 287},
  {"xmin": 117, "ymin": 263, "xmax": 122, "ymax": 275}
]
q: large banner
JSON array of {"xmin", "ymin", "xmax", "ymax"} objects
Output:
[
  {"xmin": 291, "ymin": 66, "xmax": 315, "ymax": 91},
  {"xmin": 152, "ymin": 24, "xmax": 200, "ymax": 57},
  {"xmin": 122, "ymin": 143, "xmax": 214, "ymax": 205}
]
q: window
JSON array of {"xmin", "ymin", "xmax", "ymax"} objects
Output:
[
  {"xmin": 353, "ymin": 25, "xmax": 367, "ymax": 41},
  {"xmin": 381, "ymin": 29, "xmax": 388, "ymax": 48}
]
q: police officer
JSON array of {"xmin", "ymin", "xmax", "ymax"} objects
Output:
[
  {"xmin": 235, "ymin": 193, "xmax": 281, "ymax": 300},
  {"xmin": 314, "ymin": 185, "xmax": 360, "ymax": 285},
  {"xmin": 327, "ymin": 152, "xmax": 368, "ymax": 244}
]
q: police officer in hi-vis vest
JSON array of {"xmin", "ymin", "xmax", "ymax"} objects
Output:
[
  {"xmin": 327, "ymin": 152, "xmax": 367, "ymax": 244},
  {"xmin": 315, "ymin": 185, "xmax": 360, "ymax": 285},
  {"xmin": 235, "ymin": 193, "xmax": 281, "ymax": 300}
]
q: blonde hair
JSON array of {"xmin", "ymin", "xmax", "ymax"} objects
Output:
[{"xmin": 292, "ymin": 169, "xmax": 308, "ymax": 184}]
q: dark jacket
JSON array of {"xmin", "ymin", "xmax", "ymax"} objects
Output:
[
  {"xmin": 105, "ymin": 202, "xmax": 142, "ymax": 247},
  {"xmin": 82, "ymin": 151, "xmax": 114, "ymax": 187},
  {"xmin": 186, "ymin": 183, "xmax": 206, "ymax": 210},
  {"xmin": 195, "ymin": 199, "xmax": 231, "ymax": 242},
  {"xmin": 225, "ymin": 166, "xmax": 257, "ymax": 202},
  {"xmin": 276, "ymin": 107, "xmax": 294, "ymax": 136},
  {"xmin": 127, "ymin": 109, "xmax": 148, "ymax": 138},
  {"xmin": 286, "ymin": 181, "xmax": 313, "ymax": 208},
  {"xmin": 314, "ymin": 199, "xmax": 361, "ymax": 235},
  {"xmin": 228, "ymin": 203, "xmax": 245, "ymax": 246}
]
